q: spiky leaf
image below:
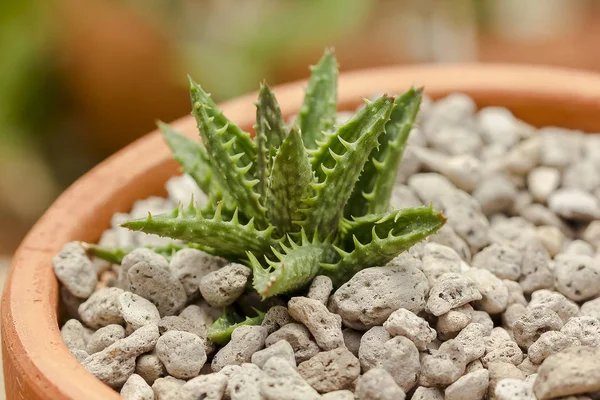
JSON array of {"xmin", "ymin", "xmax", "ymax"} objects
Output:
[
  {"xmin": 255, "ymin": 82, "xmax": 287, "ymax": 199},
  {"xmin": 323, "ymin": 206, "xmax": 446, "ymax": 285},
  {"xmin": 248, "ymin": 231, "xmax": 337, "ymax": 299},
  {"xmin": 158, "ymin": 121, "xmax": 227, "ymax": 202},
  {"xmin": 191, "ymin": 102, "xmax": 266, "ymax": 225},
  {"xmin": 82, "ymin": 242, "xmax": 217, "ymax": 264},
  {"xmin": 122, "ymin": 203, "xmax": 277, "ymax": 260},
  {"xmin": 266, "ymin": 126, "xmax": 313, "ymax": 235},
  {"xmin": 189, "ymin": 77, "xmax": 256, "ymax": 169},
  {"xmin": 298, "ymin": 95, "xmax": 395, "ymax": 238},
  {"xmin": 207, "ymin": 307, "xmax": 265, "ymax": 345},
  {"xmin": 346, "ymin": 87, "xmax": 422, "ymax": 217},
  {"xmin": 296, "ymin": 49, "xmax": 338, "ymax": 149}
]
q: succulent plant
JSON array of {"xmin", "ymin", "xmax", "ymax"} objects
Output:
[{"xmin": 95, "ymin": 50, "xmax": 446, "ymax": 300}]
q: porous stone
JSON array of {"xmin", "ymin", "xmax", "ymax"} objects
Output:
[
  {"xmin": 178, "ymin": 303, "xmax": 213, "ymax": 330},
  {"xmin": 548, "ymin": 188, "xmax": 600, "ymax": 221},
  {"xmin": 539, "ymin": 128, "xmax": 582, "ymax": 169},
  {"xmin": 252, "ymin": 339, "xmax": 296, "ymax": 369},
  {"xmin": 504, "ymin": 280, "xmax": 527, "ymax": 307},
  {"xmin": 135, "ymin": 350, "xmax": 165, "ymax": 385},
  {"xmin": 503, "ymin": 303, "xmax": 527, "ymax": 330},
  {"xmin": 527, "ymin": 167, "xmax": 560, "ymax": 203},
  {"xmin": 288, "ymin": 296, "xmax": 344, "ymax": 351},
  {"xmin": 227, "ymin": 363, "xmax": 264, "ymax": 400},
  {"xmin": 553, "ymin": 254, "xmax": 600, "ymax": 301},
  {"xmin": 528, "ymin": 289, "xmax": 579, "ymax": 323},
  {"xmin": 420, "ymin": 243, "xmax": 463, "ymax": 287},
  {"xmin": 534, "ymin": 346, "xmax": 600, "ymax": 399},
  {"xmin": 212, "ymin": 325, "xmax": 267, "ymax": 372},
  {"xmin": 454, "ymin": 323, "xmax": 487, "ymax": 363},
  {"xmin": 411, "ymin": 147, "xmax": 481, "ymax": 192},
  {"xmin": 329, "ymin": 264, "xmax": 428, "ymax": 330},
  {"xmin": 519, "ymin": 240, "xmax": 554, "ymax": 294},
  {"xmin": 517, "ymin": 358, "xmax": 539, "ymax": 376},
  {"xmin": 381, "ymin": 336, "xmax": 420, "ymax": 392},
  {"xmin": 265, "ymin": 323, "xmax": 320, "ymax": 364},
  {"xmin": 513, "ymin": 307, "xmax": 563, "ymax": 349},
  {"xmin": 306, "ymin": 275, "xmax": 333, "ymax": 305},
  {"xmin": 445, "ymin": 369, "xmax": 489, "ymax": 400},
  {"xmin": 118, "ymin": 291, "xmax": 161, "ymax": 330},
  {"xmin": 261, "ymin": 357, "xmax": 321, "ymax": 400},
  {"xmin": 261, "ymin": 305, "xmax": 294, "ymax": 335},
  {"xmin": 198, "ymin": 263, "xmax": 252, "ymax": 308},
  {"xmin": 488, "ymin": 362, "xmax": 526, "ymax": 400},
  {"xmin": 383, "ymin": 308, "xmax": 436, "ymax": 350},
  {"xmin": 426, "ymin": 273, "xmax": 482, "ymax": 316},
  {"xmin": 322, "ymin": 390, "xmax": 355, "ymax": 400},
  {"xmin": 71, "ymin": 349, "xmax": 89, "ymax": 363},
  {"xmin": 82, "ymin": 324, "xmax": 159, "ymax": 388},
  {"xmin": 61, "ymin": 319, "xmax": 92, "ymax": 353},
  {"xmin": 563, "ymin": 160, "xmax": 600, "ymax": 192},
  {"xmin": 482, "ymin": 340, "xmax": 523, "ymax": 367},
  {"xmin": 412, "ymin": 386, "xmax": 444, "ymax": 400},
  {"xmin": 86, "ymin": 324, "xmax": 125, "ymax": 354},
  {"xmin": 560, "ymin": 316, "xmax": 600, "ymax": 346},
  {"xmin": 78, "ymin": 287, "xmax": 125, "ymax": 329},
  {"xmin": 489, "ymin": 217, "xmax": 537, "ymax": 253},
  {"xmin": 152, "ymin": 376, "xmax": 185, "ymax": 400},
  {"xmin": 358, "ymin": 326, "xmax": 391, "ymax": 372},
  {"xmin": 580, "ymin": 297, "xmax": 600, "ymax": 321},
  {"xmin": 536, "ymin": 226, "xmax": 565, "ymax": 257},
  {"xmin": 120, "ymin": 248, "xmax": 169, "ymax": 290},
  {"xmin": 342, "ymin": 328, "xmax": 362, "ymax": 357},
  {"xmin": 528, "ymin": 331, "xmax": 579, "ymax": 364},
  {"xmin": 582, "ymin": 220, "xmax": 600, "ymax": 249},
  {"xmin": 169, "ymin": 248, "xmax": 226, "ymax": 298},
  {"xmin": 473, "ymin": 174, "xmax": 517, "ymax": 215},
  {"xmin": 519, "ymin": 204, "xmax": 570, "ymax": 232},
  {"xmin": 157, "ymin": 315, "xmax": 206, "ymax": 342},
  {"xmin": 120, "ymin": 374, "xmax": 154, "ymax": 400},
  {"xmin": 355, "ymin": 368, "xmax": 406, "ymax": 400},
  {"xmin": 427, "ymin": 225, "xmax": 472, "ymax": 262},
  {"xmin": 505, "ymin": 136, "xmax": 540, "ymax": 174},
  {"xmin": 472, "ymin": 243, "xmax": 521, "ymax": 280},
  {"xmin": 563, "ymin": 239, "xmax": 595, "ymax": 257},
  {"xmin": 53, "ymin": 242, "xmax": 97, "ymax": 298},
  {"xmin": 178, "ymin": 373, "xmax": 228, "ymax": 400},
  {"xmin": 437, "ymin": 304, "xmax": 473, "ymax": 338},
  {"xmin": 389, "ymin": 184, "xmax": 423, "ymax": 209},
  {"xmin": 298, "ymin": 347, "xmax": 360, "ymax": 393},
  {"xmin": 128, "ymin": 262, "xmax": 187, "ymax": 316},
  {"xmin": 464, "ymin": 268, "xmax": 509, "ymax": 314},
  {"xmin": 155, "ymin": 330, "xmax": 206, "ymax": 379},
  {"xmin": 420, "ymin": 339, "xmax": 467, "ymax": 385},
  {"xmin": 471, "ymin": 311, "xmax": 494, "ymax": 336},
  {"xmin": 495, "ymin": 378, "xmax": 536, "ymax": 400}
]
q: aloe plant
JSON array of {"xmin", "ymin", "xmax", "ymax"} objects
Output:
[{"xmin": 101, "ymin": 50, "xmax": 446, "ymax": 299}]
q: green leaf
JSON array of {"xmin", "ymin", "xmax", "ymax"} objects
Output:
[
  {"xmin": 255, "ymin": 82, "xmax": 287, "ymax": 200},
  {"xmin": 248, "ymin": 231, "xmax": 337, "ymax": 299},
  {"xmin": 266, "ymin": 126, "xmax": 313, "ymax": 235},
  {"xmin": 122, "ymin": 202, "xmax": 278, "ymax": 260},
  {"xmin": 323, "ymin": 206, "xmax": 446, "ymax": 286},
  {"xmin": 298, "ymin": 95, "xmax": 396, "ymax": 238},
  {"xmin": 158, "ymin": 121, "xmax": 227, "ymax": 202},
  {"xmin": 189, "ymin": 77, "xmax": 257, "ymax": 170},
  {"xmin": 191, "ymin": 99, "xmax": 266, "ymax": 226},
  {"xmin": 207, "ymin": 307, "xmax": 265, "ymax": 345},
  {"xmin": 81, "ymin": 242, "xmax": 217, "ymax": 265},
  {"xmin": 296, "ymin": 49, "xmax": 338, "ymax": 149},
  {"xmin": 345, "ymin": 87, "xmax": 422, "ymax": 218}
]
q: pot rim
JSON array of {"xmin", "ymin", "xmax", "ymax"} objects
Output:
[{"xmin": 4, "ymin": 63, "xmax": 600, "ymax": 399}]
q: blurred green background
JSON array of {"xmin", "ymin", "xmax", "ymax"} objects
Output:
[{"xmin": 1, "ymin": 0, "xmax": 600, "ymax": 255}]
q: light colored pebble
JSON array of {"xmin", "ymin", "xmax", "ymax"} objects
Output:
[
  {"xmin": 427, "ymin": 225, "xmax": 472, "ymax": 262},
  {"xmin": 288, "ymin": 296, "xmax": 344, "ymax": 351},
  {"xmin": 464, "ymin": 268, "xmax": 509, "ymax": 314},
  {"xmin": 582, "ymin": 220, "xmax": 600, "ymax": 249},
  {"xmin": 53, "ymin": 242, "xmax": 97, "ymax": 299},
  {"xmin": 548, "ymin": 188, "xmax": 600, "ymax": 221},
  {"xmin": 420, "ymin": 243, "xmax": 463, "ymax": 287},
  {"xmin": 212, "ymin": 325, "xmax": 267, "ymax": 372},
  {"xmin": 227, "ymin": 363, "xmax": 264, "ymax": 400},
  {"xmin": 78, "ymin": 287, "xmax": 125, "ymax": 329},
  {"xmin": 539, "ymin": 128, "xmax": 582, "ymax": 169},
  {"xmin": 355, "ymin": 367, "xmax": 406, "ymax": 400},
  {"xmin": 495, "ymin": 378, "xmax": 536, "ymax": 400},
  {"xmin": 120, "ymin": 374, "xmax": 154, "ymax": 400},
  {"xmin": 157, "ymin": 315, "xmax": 205, "ymax": 342},
  {"xmin": 155, "ymin": 330, "xmax": 206, "ymax": 379},
  {"xmin": 178, "ymin": 373, "xmax": 228, "ymax": 400},
  {"xmin": 580, "ymin": 297, "xmax": 600, "ymax": 321},
  {"xmin": 489, "ymin": 217, "xmax": 537, "ymax": 253},
  {"xmin": 252, "ymin": 339, "xmax": 296, "ymax": 369},
  {"xmin": 71, "ymin": 349, "xmax": 89, "ymax": 363},
  {"xmin": 527, "ymin": 167, "xmax": 560, "ymax": 203},
  {"xmin": 329, "ymin": 264, "xmax": 428, "ymax": 330},
  {"xmin": 513, "ymin": 307, "xmax": 563, "ymax": 349},
  {"xmin": 322, "ymin": 390, "xmax": 355, "ymax": 400},
  {"xmin": 342, "ymin": 328, "xmax": 362, "ymax": 357},
  {"xmin": 563, "ymin": 240, "xmax": 595, "ymax": 257},
  {"xmin": 519, "ymin": 240, "xmax": 554, "ymax": 294},
  {"xmin": 488, "ymin": 362, "xmax": 526, "ymax": 400},
  {"xmin": 437, "ymin": 304, "xmax": 473, "ymax": 338},
  {"xmin": 152, "ymin": 376, "xmax": 185, "ymax": 400},
  {"xmin": 562, "ymin": 160, "xmax": 600, "ymax": 192},
  {"xmin": 473, "ymin": 174, "xmax": 517, "ymax": 215},
  {"xmin": 358, "ymin": 326, "xmax": 391, "ymax": 372},
  {"xmin": 389, "ymin": 184, "xmax": 423, "ymax": 209},
  {"xmin": 178, "ymin": 303, "xmax": 214, "ymax": 330},
  {"xmin": 298, "ymin": 347, "xmax": 360, "ymax": 393},
  {"xmin": 261, "ymin": 357, "xmax": 321, "ymax": 400},
  {"xmin": 553, "ymin": 254, "xmax": 600, "ymax": 301},
  {"xmin": 482, "ymin": 340, "xmax": 523, "ymax": 367},
  {"xmin": 534, "ymin": 346, "xmax": 600, "ymax": 400},
  {"xmin": 380, "ymin": 336, "xmax": 420, "ymax": 392},
  {"xmin": 536, "ymin": 225, "xmax": 565, "ymax": 257},
  {"xmin": 519, "ymin": 204, "xmax": 570, "ymax": 232},
  {"xmin": 528, "ymin": 289, "xmax": 579, "ymax": 323},
  {"xmin": 560, "ymin": 316, "xmax": 600, "ymax": 346},
  {"xmin": 426, "ymin": 273, "xmax": 482, "ymax": 316},
  {"xmin": 472, "ymin": 243, "xmax": 522, "ymax": 280},
  {"xmin": 505, "ymin": 136, "xmax": 540, "ymax": 174},
  {"xmin": 307, "ymin": 275, "xmax": 333, "ymax": 305},
  {"xmin": 412, "ymin": 386, "xmax": 444, "ymax": 400},
  {"xmin": 454, "ymin": 323, "xmax": 487, "ymax": 363},
  {"xmin": 128, "ymin": 262, "xmax": 187, "ymax": 316},
  {"xmin": 383, "ymin": 308, "xmax": 436, "ymax": 350},
  {"xmin": 445, "ymin": 369, "xmax": 489, "ymax": 400},
  {"xmin": 199, "ymin": 263, "xmax": 252, "ymax": 308},
  {"xmin": 471, "ymin": 311, "xmax": 494, "ymax": 336},
  {"xmin": 120, "ymin": 248, "xmax": 169, "ymax": 290},
  {"xmin": 503, "ymin": 303, "xmax": 527, "ymax": 330},
  {"xmin": 261, "ymin": 305, "xmax": 293, "ymax": 335},
  {"xmin": 118, "ymin": 291, "xmax": 161, "ymax": 330},
  {"xmin": 476, "ymin": 107, "xmax": 521, "ymax": 149},
  {"xmin": 420, "ymin": 339, "xmax": 467, "ymax": 385},
  {"xmin": 265, "ymin": 323, "xmax": 320, "ymax": 364},
  {"xmin": 86, "ymin": 324, "xmax": 125, "ymax": 354},
  {"xmin": 136, "ymin": 351, "xmax": 165, "ymax": 385},
  {"xmin": 61, "ymin": 319, "xmax": 92, "ymax": 353},
  {"xmin": 517, "ymin": 358, "xmax": 539, "ymax": 375},
  {"xmin": 528, "ymin": 331, "xmax": 579, "ymax": 364},
  {"xmin": 504, "ymin": 280, "xmax": 527, "ymax": 307},
  {"xmin": 169, "ymin": 248, "xmax": 226, "ymax": 298}
]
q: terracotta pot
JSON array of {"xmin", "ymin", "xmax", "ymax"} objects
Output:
[{"xmin": 3, "ymin": 64, "xmax": 600, "ymax": 399}]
